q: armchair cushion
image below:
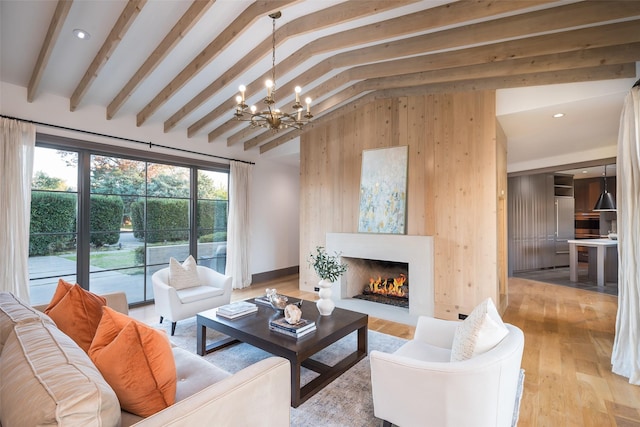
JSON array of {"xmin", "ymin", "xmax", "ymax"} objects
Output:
[
  {"xmin": 394, "ymin": 339, "xmax": 451, "ymax": 362},
  {"xmin": 176, "ymin": 285, "xmax": 225, "ymax": 304},
  {"xmin": 43, "ymin": 279, "xmax": 106, "ymax": 353},
  {"xmin": 450, "ymin": 297, "xmax": 509, "ymax": 362},
  {"xmin": 169, "ymin": 255, "xmax": 200, "ymax": 290}
]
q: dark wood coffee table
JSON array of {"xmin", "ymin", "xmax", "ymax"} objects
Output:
[{"xmin": 196, "ymin": 298, "xmax": 368, "ymax": 407}]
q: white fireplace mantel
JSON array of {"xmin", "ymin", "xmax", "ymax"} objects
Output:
[{"xmin": 326, "ymin": 233, "xmax": 434, "ymax": 321}]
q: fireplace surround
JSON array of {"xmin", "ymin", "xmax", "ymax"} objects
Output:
[{"xmin": 326, "ymin": 233, "xmax": 434, "ymax": 323}]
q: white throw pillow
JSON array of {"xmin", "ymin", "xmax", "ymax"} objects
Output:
[
  {"xmin": 168, "ymin": 256, "xmax": 200, "ymax": 290},
  {"xmin": 450, "ymin": 297, "xmax": 509, "ymax": 362}
]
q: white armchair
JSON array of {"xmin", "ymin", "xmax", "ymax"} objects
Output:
[
  {"xmin": 152, "ymin": 266, "xmax": 232, "ymax": 335},
  {"xmin": 370, "ymin": 316, "xmax": 525, "ymax": 427}
]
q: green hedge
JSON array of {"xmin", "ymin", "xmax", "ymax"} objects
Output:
[
  {"xmin": 131, "ymin": 198, "xmax": 228, "ymax": 243},
  {"xmin": 30, "ymin": 192, "xmax": 76, "ymax": 256},
  {"xmin": 90, "ymin": 195, "xmax": 124, "ymax": 247},
  {"xmin": 130, "ymin": 201, "xmax": 144, "ymax": 239},
  {"xmin": 199, "ymin": 232, "xmax": 227, "ymax": 243},
  {"xmin": 131, "ymin": 199, "xmax": 189, "ymax": 243},
  {"xmin": 197, "ymin": 199, "xmax": 228, "ymax": 237}
]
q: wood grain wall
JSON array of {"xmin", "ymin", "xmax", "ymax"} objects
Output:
[{"xmin": 300, "ymin": 91, "xmax": 506, "ymax": 319}]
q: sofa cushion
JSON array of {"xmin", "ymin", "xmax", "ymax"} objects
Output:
[
  {"xmin": 169, "ymin": 255, "xmax": 200, "ymax": 290},
  {"xmin": 89, "ymin": 307, "xmax": 177, "ymax": 418},
  {"xmin": 0, "ymin": 320, "xmax": 120, "ymax": 427},
  {"xmin": 450, "ymin": 297, "xmax": 508, "ymax": 362},
  {"xmin": 44, "ymin": 279, "xmax": 106, "ymax": 353},
  {"xmin": 173, "ymin": 346, "xmax": 231, "ymax": 401},
  {"xmin": 0, "ymin": 292, "xmax": 54, "ymax": 352}
]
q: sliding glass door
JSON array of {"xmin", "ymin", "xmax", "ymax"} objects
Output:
[{"xmin": 28, "ymin": 141, "xmax": 228, "ymax": 306}]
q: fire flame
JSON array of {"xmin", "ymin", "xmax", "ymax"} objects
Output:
[{"xmin": 367, "ymin": 274, "xmax": 406, "ymax": 297}]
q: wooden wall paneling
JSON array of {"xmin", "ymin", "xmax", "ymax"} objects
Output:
[
  {"xmin": 339, "ymin": 110, "xmax": 352, "ymax": 234},
  {"xmin": 301, "ymin": 122, "xmax": 327, "ymax": 288},
  {"xmin": 496, "ymin": 120, "xmax": 509, "ymax": 313},
  {"xmin": 300, "ymin": 90, "xmax": 503, "ymax": 319},
  {"xmin": 431, "ymin": 93, "xmax": 455, "ymax": 318},
  {"xmin": 432, "ymin": 91, "xmax": 499, "ymax": 319},
  {"xmin": 327, "ymin": 114, "xmax": 344, "ymax": 234}
]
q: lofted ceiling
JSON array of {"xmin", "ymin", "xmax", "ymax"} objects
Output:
[{"xmin": 1, "ymin": 0, "xmax": 639, "ymax": 170}]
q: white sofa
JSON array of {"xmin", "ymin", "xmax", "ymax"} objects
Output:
[
  {"xmin": 370, "ymin": 316, "xmax": 525, "ymax": 427},
  {"xmin": 152, "ymin": 265, "xmax": 232, "ymax": 335},
  {"xmin": 0, "ymin": 291, "xmax": 291, "ymax": 426}
]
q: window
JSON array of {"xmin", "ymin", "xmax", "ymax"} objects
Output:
[
  {"xmin": 29, "ymin": 147, "xmax": 78, "ymax": 304},
  {"xmin": 28, "ymin": 139, "xmax": 229, "ymax": 306}
]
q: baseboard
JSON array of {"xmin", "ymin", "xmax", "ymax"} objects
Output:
[{"xmin": 252, "ymin": 266, "xmax": 299, "ymax": 283}]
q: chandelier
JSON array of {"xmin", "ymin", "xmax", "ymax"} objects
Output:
[{"xmin": 234, "ymin": 11, "xmax": 312, "ymax": 131}]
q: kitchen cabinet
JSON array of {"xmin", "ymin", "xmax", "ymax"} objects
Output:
[
  {"xmin": 508, "ymin": 173, "xmax": 575, "ymax": 273},
  {"xmin": 574, "ymin": 177, "xmax": 616, "ymax": 213},
  {"xmin": 554, "ymin": 196, "xmax": 575, "ymax": 267}
]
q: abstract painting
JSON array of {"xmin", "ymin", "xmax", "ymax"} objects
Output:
[{"xmin": 358, "ymin": 146, "xmax": 408, "ymax": 234}]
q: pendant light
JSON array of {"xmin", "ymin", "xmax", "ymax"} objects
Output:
[{"xmin": 593, "ymin": 164, "xmax": 616, "ymax": 211}]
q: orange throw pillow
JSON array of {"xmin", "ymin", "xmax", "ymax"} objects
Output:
[
  {"xmin": 44, "ymin": 279, "xmax": 106, "ymax": 352},
  {"xmin": 89, "ymin": 307, "xmax": 176, "ymax": 418}
]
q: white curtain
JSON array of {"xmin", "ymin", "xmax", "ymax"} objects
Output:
[
  {"xmin": 0, "ymin": 118, "xmax": 36, "ymax": 301},
  {"xmin": 612, "ymin": 84, "xmax": 640, "ymax": 384},
  {"xmin": 225, "ymin": 160, "xmax": 253, "ymax": 289}
]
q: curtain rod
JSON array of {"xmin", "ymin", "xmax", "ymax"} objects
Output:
[{"xmin": 0, "ymin": 114, "xmax": 255, "ymax": 165}]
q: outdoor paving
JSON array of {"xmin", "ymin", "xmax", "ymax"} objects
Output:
[
  {"xmin": 28, "ymin": 255, "xmax": 155, "ymax": 306},
  {"xmin": 28, "ymin": 232, "xmax": 226, "ymax": 306}
]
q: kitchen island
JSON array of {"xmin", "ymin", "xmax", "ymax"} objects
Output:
[{"xmin": 568, "ymin": 238, "xmax": 618, "ymax": 287}]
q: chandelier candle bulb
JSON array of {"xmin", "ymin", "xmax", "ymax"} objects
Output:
[
  {"xmin": 306, "ymin": 97, "xmax": 312, "ymax": 113},
  {"xmin": 295, "ymin": 86, "xmax": 301, "ymax": 103},
  {"xmin": 266, "ymin": 80, "xmax": 273, "ymax": 98},
  {"xmin": 238, "ymin": 85, "xmax": 246, "ymax": 103}
]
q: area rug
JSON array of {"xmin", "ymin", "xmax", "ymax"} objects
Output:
[{"xmin": 157, "ymin": 318, "xmax": 407, "ymax": 427}]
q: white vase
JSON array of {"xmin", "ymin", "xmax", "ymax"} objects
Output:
[{"xmin": 316, "ymin": 279, "xmax": 335, "ymax": 316}]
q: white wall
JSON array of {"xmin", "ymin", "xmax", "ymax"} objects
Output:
[
  {"xmin": 1, "ymin": 81, "xmax": 301, "ymax": 276},
  {"xmin": 250, "ymin": 161, "xmax": 300, "ymax": 275}
]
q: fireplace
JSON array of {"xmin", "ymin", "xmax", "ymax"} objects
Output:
[
  {"xmin": 326, "ymin": 233, "xmax": 434, "ymax": 321},
  {"xmin": 344, "ymin": 257, "xmax": 409, "ymax": 308}
]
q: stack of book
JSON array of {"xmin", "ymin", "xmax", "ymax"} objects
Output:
[
  {"xmin": 269, "ymin": 317, "xmax": 316, "ymax": 338},
  {"xmin": 216, "ymin": 301, "xmax": 258, "ymax": 319}
]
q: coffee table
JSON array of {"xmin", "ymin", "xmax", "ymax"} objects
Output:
[{"xmin": 196, "ymin": 298, "xmax": 368, "ymax": 407}]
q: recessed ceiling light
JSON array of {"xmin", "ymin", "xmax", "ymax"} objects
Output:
[
  {"xmin": 73, "ymin": 29, "xmax": 90, "ymax": 40},
  {"xmin": 582, "ymin": 170, "xmax": 588, "ymax": 174},
  {"xmin": 552, "ymin": 113, "xmax": 564, "ymax": 118}
]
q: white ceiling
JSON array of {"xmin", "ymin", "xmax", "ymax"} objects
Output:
[{"xmin": 1, "ymin": 0, "xmax": 638, "ymax": 172}]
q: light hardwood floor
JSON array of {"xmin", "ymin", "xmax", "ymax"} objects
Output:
[{"xmin": 130, "ymin": 275, "xmax": 640, "ymax": 426}]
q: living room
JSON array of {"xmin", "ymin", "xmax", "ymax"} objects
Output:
[{"xmin": 2, "ymin": 1, "xmax": 640, "ymax": 426}]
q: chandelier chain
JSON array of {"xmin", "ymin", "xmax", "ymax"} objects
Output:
[{"xmin": 271, "ymin": 16, "xmax": 276, "ymax": 95}]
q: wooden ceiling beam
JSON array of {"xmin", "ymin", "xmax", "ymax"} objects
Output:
[
  {"xmin": 259, "ymin": 63, "xmax": 637, "ymax": 154},
  {"xmin": 199, "ymin": 0, "xmax": 556, "ymax": 141},
  {"xmin": 378, "ymin": 63, "xmax": 637, "ymax": 100},
  {"xmin": 70, "ymin": 0, "xmax": 147, "ymax": 112},
  {"xmin": 359, "ymin": 43, "xmax": 640, "ymax": 93},
  {"xmin": 28, "ymin": 0, "xmax": 72, "ymax": 103},
  {"xmin": 211, "ymin": 0, "xmax": 640, "ymax": 145},
  {"xmin": 264, "ymin": 14, "xmax": 640, "ymax": 146},
  {"xmin": 164, "ymin": 0, "xmax": 418, "ymax": 133},
  {"xmin": 106, "ymin": 0, "xmax": 215, "ymax": 120},
  {"xmin": 254, "ymin": 44, "xmax": 640, "ymax": 152},
  {"xmin": 135, "ymin": 0, "xmax": 295, "ymax": 127}
]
